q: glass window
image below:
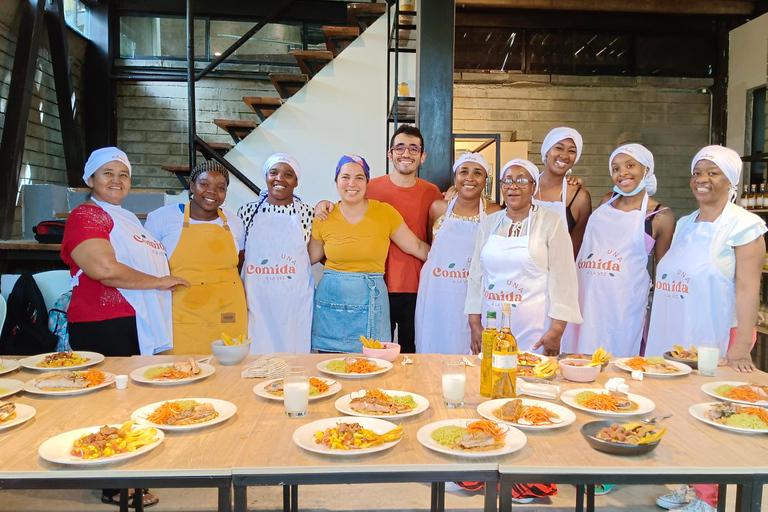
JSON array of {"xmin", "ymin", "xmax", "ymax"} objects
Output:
[
  {"xmin": 209, "ymin": 20, "xmax": 302, "ymax": 62},
  {"xmin": 119, "ymin": 16, "xmax": 207, "ymax": 59},
  {"xmin": 455, "ymin": 27, "xmax": 523, "ymax": 71},
  {"xmin": 63, "ymin": 0, "xmax": 89, "ymax": 37}
]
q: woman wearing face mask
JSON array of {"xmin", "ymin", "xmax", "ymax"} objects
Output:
[
  {"xmin": 145, "ymin": 160, "xmax": 247, "ymax": 354},
  {"xmin": 560, "ymin": 144, "xmax": 675, "ymax": 357},
  {"xmin": 414, "ymin": 152, "xmax": 501, "ymax": 354},
  {"xmin": 237, "ymin": 153, "xmax": 316, "ymax": 353},
  {"xmin": 535, "ymin": 127, "xmax": 592, "ymax": 256}
]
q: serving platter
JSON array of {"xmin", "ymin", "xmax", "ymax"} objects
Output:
[
  {"xmin": 19, "ymin": 351, "xmax": 104, "ymax": 371},
  {"xmin": 477, "ymin": 398, "xmax": 575, "ymax": 430},
  {"xmin": 334, "ymin": 390, "xmax": 429, "ymax": 419},
  {"xmin": 130, "ymin": 363, "xmax": 215, "ymax": 385},
  {"xmin": 701, "ymin": 381, "xmax": 768, "ymax": 407},
  {"xmin": 316, "ymin": 358, "xmax": 393, "ymax": 378},
  {"xmin": 613, "ymin": 358, "xmax": 692, "ymax": 378},
  {"xmin": 253, "ymin": 377, "xmax": 341, "ymax": 402},
  {"xmin": 131, "ymin": 398, "xmax": 237, "ymax": 431},
  {"xmin": 560, "ymin": 388, "xmax": 655, "ymax": 417},
  {"xmin": 24, "ymin": 371, "xmax": 115, "ymax": 396},
  {"xmin": 416, "ymin": 419, "xmax": 527, "ymax": 458},
  {"xmin": 38, "ymin": 424, "xmax": 164, "ymax": 465},
  {"xmin": 689, "ymin": 402, "xmax": 768, "ymax": 435},
  {"xmin": 292, "ymin": 417, "xmax": 402, "ymax": 456}
]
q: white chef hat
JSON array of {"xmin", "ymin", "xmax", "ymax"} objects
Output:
[
  {"xmin": 501, "ymin": 158, "xmax": 540, "ymax": 193},
  {"xmin": 691, "ymin": 145, "xmax": 743, "ymax": 202},
  {"xmin": 262, "ymin": 153, "xmax": 302, "ymax": 181},
  {"xmin": 452, "ymin": 152, "xmax": 490, "ymax": 175},
  {"xmin": 83, "ymin": 147, "xmax": 131, "ymax": 183},
  {"xmin": 609, "ymin": 143, "xmax": 657, "ymax": 196},
  {"xmin": 541, "ymin": 127, "xmax": 584, "ymax": 166}
]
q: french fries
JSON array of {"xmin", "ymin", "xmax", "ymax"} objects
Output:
[
  {"xmin": 533, "ymin": 359, "xmax": 558, "ymax": 378},
  {"xmin": 71, "ymin": 420, "xmax": 159, "ymax": 459},
  {"xmin": 221, "ymin": 332, "xmax": 250, "ymax": 346},
  {"xmin": 359, "ymin": 335, "xmax": 382, "ymax": 349},
  {"xmin": 588, "ymin": 346, "xmax": 612, "ymax": 367}
]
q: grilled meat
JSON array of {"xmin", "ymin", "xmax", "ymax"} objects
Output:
[
  {"xmin": 35, "ymin": 371, "xmax": 88, "ymax": 389},
  {"xmin": 167, "ymin": 402, "xmax": 218, "ymax": 425},
  {"xmin": 349, "ymin": 396, "xmax": 413, "ymax": 415},
  {"xmin": 455, "ymin": 431, "xmax": 495, "ymax": 449},
  {"xmin": 499, "ymin": 399, "xmax": 524, "ymax": 421},
  {"xmin": 0, "ymin": 401, "xmax": 16, "ymax": 422}
]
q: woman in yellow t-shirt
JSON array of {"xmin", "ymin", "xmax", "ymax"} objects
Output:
[{"xmin": 309, "ymin": 155, "xmax": 430, "ymax": 352}]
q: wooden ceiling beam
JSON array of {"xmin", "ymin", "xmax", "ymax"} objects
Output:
[{"xmin": 456, "ymin": 0, "xmax": 754, "ymax": 16}]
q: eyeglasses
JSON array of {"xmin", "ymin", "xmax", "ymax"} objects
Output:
[
  {"xmin": 391, "ymin": 144, "xmax": 422, "ymax": 155},
  {"xmin": 499, "ymin": 177, "xmax": 531, "ymax": 188}
]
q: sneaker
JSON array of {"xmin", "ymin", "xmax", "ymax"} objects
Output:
[
  {"xmin": 657, "ymin": 485, "xmax": 695, "ymax": 509},
  {"xmin": 510, "ymin": 497, "xmax": 534, "ymax": 504},
  {"xmin": 594, "ymin": 484, "xmax": 615, "ymax": 495},
  {"xmin": 676, "ymin": 499, "xmax": 716, "ymax": 512},
  {"xmin": 444, "ymin": 482, "xmax": 463, "ymax": 492}
]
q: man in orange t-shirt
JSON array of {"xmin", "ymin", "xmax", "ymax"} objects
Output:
[{"xmin": 366, "ymin": 125, "xmax": 443, "ymax": 353}]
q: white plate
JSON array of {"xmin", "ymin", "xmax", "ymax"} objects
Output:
[
  {"xmin": 129, "ymin": 363, "xmax": 215, "ymax": 385},
  {"xmin": 0, "ymin": 359, "xmax": 21, "ymax": 376},
  {"xmin": 701, "ymin": 381, "xmax": 768, "ymax": 407},
  {"xmin": 477, "ymin": 398, "xmax": 576, "ymax": 430},
  {"xmin": 131, "ymin": 398, "xmax": 237, "ymax": 431},
  {"xmin": 689, "ymin": 402, "xmax": 768, "ymax": 434},
  {"xmin": 253, "ymin": 377, "xmax": 342, "ymax": 402},
  {"xmin": 24, "ymin": 371, "xmax": 115, "ymax": 396},
  {"xmin": 334, "ymin": 390, "xmax": 429, "ymax": 418},
  {"xmin": 292, "ymin": 417, "xmax": 402, "ymax": 456},
  {"xmin": 316, "ymin": 358, "xmax": 393, "ymax": 378},
  {"xmin": 38, "ymin": 423, "xmax": 164, "ymax": 465},
  {"xmin": 19, "ymin": 351, "xmax": 104, "ymax": 371},
  {"xmin": 417, "ymin": 419, "xmax": 527, "ymax": 458},
  {"xmin": 0, "ymin": 379, "xmax": 25, "ymax": 399},
  {"xmin": 613, "ymin": 358, "xmax": 692, "ymax": 377},
  {"xmin": 0, "ymin": 403, "xmax": 36, "ymax": 431},
  {"xmin": 560, "ymin": 388, "xmax": 655, "ymax": 416}
]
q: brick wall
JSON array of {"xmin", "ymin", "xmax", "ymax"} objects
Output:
[
  {"xmin": 454, "ymin": 73, "xmax": 713, "ymax": 216},
  {"xmin": 0, "ymin": 0, "xmax": 87, "ymax": 237},
  {"xmin": 116, "ymin": 77, "xmax": 277, "ymax": 191}
]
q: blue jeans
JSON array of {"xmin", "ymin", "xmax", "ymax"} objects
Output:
[{"xmin": 311, "ymin": 269, "xmax": 391, "ymax": 353}]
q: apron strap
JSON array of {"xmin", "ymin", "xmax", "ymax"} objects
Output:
[{"xmin": 183, "ymin": 202, "xmax": 230, "ymax": 231}]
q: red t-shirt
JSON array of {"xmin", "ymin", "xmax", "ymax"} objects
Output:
[
  {"xmin": 366, "ymin": 175, "xmax": 442, "ymax": 293},
  {"xmin": 60, "ymin": 204, "xmax": 135, "ymax": 322}
]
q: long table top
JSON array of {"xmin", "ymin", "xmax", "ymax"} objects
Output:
[{"xmin": 0, "ymin": 353, "xmax": 766, "ymax": 483}]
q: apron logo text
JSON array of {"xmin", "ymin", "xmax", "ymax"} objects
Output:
[
  {"xmin": 245, "ymin": 263, "xmax": 297, "ymax": 275},
  {"xmin": 132, "ymin": 234, "xmax": 166, "ymax": 251}
]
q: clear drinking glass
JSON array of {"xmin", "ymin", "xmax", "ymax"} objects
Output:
[
  {"xmin": 283, "ymin": 366, "xmax": 310, "ymax": 417},
  {"xmin": 442, "ymin": 360, "xmax": 466, "ymax": 408},
  {"xmin": 697, "ymin": 340, "xmax": 720, "ymax": 377}
]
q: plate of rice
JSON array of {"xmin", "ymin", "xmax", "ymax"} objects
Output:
[
  {"xmin": 316, "ymin": 357, "xmax": 392, "ymax": 378},
  {"xmin": 689, "ymin": 402, "xmax": 768, "ymax": 434},
  {"xmin": 417, "ymin": 419, "xmax": 526, "ymax": 458}
]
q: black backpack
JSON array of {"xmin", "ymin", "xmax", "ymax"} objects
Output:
[{"xmin": 0, "ymin": 273, "xmax": 58, "ymax": 355}]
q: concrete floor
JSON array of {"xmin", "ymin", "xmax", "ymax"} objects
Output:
[{"xmin": 0, "ymin": 482, "xmax": 758, "ymax": 512}]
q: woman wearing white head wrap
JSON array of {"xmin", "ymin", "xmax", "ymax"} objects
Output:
[
  {"xmin": 237, "ymin": 153, "xmax": 316, "ymax": 354},
  {"xmin": 414, "ymin": 153, "xmax": 501, "ymax": 354},
  {"xmin": 646, "ymin": 145, "xmax": 766, "ymax": 374},
  {"xmin": 560, "ymin": 143, "xmax": 675, "ymax": 357},
  {"xmin": 534, "ymin": 127, "xmax": 592, "ymax": 256}
]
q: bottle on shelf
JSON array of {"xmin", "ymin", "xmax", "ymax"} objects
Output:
[
  {"xmin": 480, "ymin": 311, "xmax": 497, "ymax": 397},
  {"xmin": 759, "ymin": 183, "xmax": 766, "ymax": 210},
  {"xmin": 740, "ymin": 184, "xmax": 749, "ymax": 208},
  {"xmin": 397, "ymin": 82, "xmax": 410, "ymax": 97},
  {"xmin": 749, "ymin": 184, "xmax": 757, "ymax": 210},
  {"xmin": 491, "ymin": 301, "xmax": 518, "ymax": 399}
]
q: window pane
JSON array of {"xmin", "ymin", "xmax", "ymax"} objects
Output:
[
  {"xmin": 571, "ymin": 33, "xmax": 630, "ymax": 75},
  {"xmin": 120, "ymin": 16, "xmax": 206, "ymax": 59},
  {"xmin": 63, "ymin": 0, "xmax": 88, "ymax": 37},
  {"xmin": 209, "ymin": 21, "xmax": 301, "ymax": 63},
  {"xmin": 635, "ymin": 34, "xmax": 714, "ymax": 77},
  {"xmin": 455, "ymin": 27, "xmax": 522, "ymax": 71}
]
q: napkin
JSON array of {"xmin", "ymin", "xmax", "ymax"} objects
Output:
[
  {"xmin": 516, "ymin": 378, "xmax": 560, "ymax": 400},
  {"xmin": 241, "ymin": 354, "xmax": 293, "ymax": 379}
]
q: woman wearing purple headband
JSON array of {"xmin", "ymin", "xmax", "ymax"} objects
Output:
[{"xmin": 308, "ymin": 155, "xmax": 430, "ymax": 352}]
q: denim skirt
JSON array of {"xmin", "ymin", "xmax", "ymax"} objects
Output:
[{"xmin": 311, "ymin": 269, "xmax": 391, "ymax": 353}]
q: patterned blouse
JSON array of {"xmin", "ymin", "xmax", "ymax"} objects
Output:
[{"xmin": 237, "ymin": 196, "xmax": 315, "ymax": 244}]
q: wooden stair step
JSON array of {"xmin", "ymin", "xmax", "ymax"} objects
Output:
[
  {"xmin": 194, "ymin": 141, "xmax": 233, "ymax": 158},
  {"xmin": 290, "ymin": 50, "xmax": 333, "ymax": 78},
  {"xmin": 323, "ymin": 25, "xmax": 360, "ymax": 57},
  {"xmin": 269, "ymin": 73, "xmax": 309, "ymax": 99},
  {"xmin": 242, "ymin": 96, "xmax": 283, "ymax": 122},
  {"xmin": 213, "ymin": 118, "xmax": 258, "ymax": 143},
  {"xmin": 161, "ymin": 165, "xmax": 191, "ymax": 189},
  {"xmin": 347, "ymin": 3, "xmax": 386, "ymax": 31}
]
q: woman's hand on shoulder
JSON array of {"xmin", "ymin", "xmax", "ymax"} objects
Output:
[
  {"xmin": 314, "ymin": 200, "xmax": 334, "ymax": 221},
  {"xmin": 156, "ymin": 276, "xmax": 190, "ymax": 291},
  {"xmin": 443, "ymin": 186, "xmax": 458, "ymax": 201},
  {"xmin": 565, "ymin": 174, "xmax": 583, "ymax": 187}
]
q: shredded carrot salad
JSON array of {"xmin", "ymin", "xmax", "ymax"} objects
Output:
[
  {"xmin": 309, "ymin": 378, "xmax": 329, "ymax": 394},
  {"xmin": 364, "ymin": 389, "xmax": 391, "ymax": 400},
  {"xmin": 467, "ymin": 419, "xmax": 506, "ymax": 441},
  {"xmin": 154, "ymin": 368, "xmax": 191, "ymax": 380},
  {"xmin": 583, "ymin": 393, "xmax": 621, "ymax": 412},
  {"xmin": 725, "ymin": 386, "xmax": 763, "ymax": 403},
  {"xmin": 83, "ymin": 369, "xmax": 105, "ymax": 387},
  {"xmin": 744, "ymin": 406, "xmax": 768, "ymax": 424},
  {"xmin": 625, "ymin": 356, "xmax": 647, "ymax": 371},
  {"xmin": 520, "ymin": 405, "xmax": 558, "ymax": 425},
  {"xmin": 146, "ymin": 401, "xmax": 182, "ymax": 424},
  {"xmin": 347, "ymin": 360, "xmax": 382, "ymax": 374}
]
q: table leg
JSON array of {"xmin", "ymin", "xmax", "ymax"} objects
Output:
[
  {"xmin": 120, "ymin": 489, "xmax": 130, "ymax": 512},
  {"xmin": 233, "ymin": 484, "xmax": 248, "ymax": 512},
  {"xmin": 483, "ymin": 480, "xmax": 498, "ymax": 512},
  {"xmin": 219, "ymin": 484, "xmax": 232, "ymax": 512},
  {"xmin": 586, "ymin": 484, "xmax": 595, "ymax": 512},
  {"xmin": 431, "ymin": 482, "xmax": 445, "ymax": 512},
  {"xmin": 735, "ymin": 482, "xmax": 759, "ymax": 512},
  {"xmin": 291, "ymin": 484, "xmax": 298, "ymax": 512},
  {"xmin": 718, "ymin": 484, "xmax": 727, "ymax": 512},
  {"xmin": 575, "ymin": 484, "xmax": 584, "ymax": 512},
  {"xmin": 499, "ymin": 476, "xmax": 511, "ymax": 512},
  {"xmin": 283, "ymin": 485, "xmax": 290, "ymax": 512}
]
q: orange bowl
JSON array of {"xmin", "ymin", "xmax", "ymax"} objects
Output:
[{"xmin": 362, "ymin": 342, "xmax": 401, "ymax": 362}]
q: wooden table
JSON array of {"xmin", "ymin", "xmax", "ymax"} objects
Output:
[{"xmin": 0, "ymin": 239, "xmax": 66, "ymax": 274}]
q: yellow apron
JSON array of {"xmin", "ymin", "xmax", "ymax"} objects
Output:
[{"xmin": 167, "ymin": 203, "xmax": 247, "ymax": 354}]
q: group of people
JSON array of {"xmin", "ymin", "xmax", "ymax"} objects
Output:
[{"xmin": 62, "ymin": 126, "xmax": 765, "ymax": 379}]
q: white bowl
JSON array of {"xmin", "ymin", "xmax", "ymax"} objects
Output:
[
  {"xmin": 210, "ymin": 339, "xmax": 251, "ymax": 365},
  {"xmin": 559, "ymin": 358, "xmax": 601, "ymax": 383}
]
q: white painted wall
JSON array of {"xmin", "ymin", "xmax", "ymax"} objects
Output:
[
  {"xmin": 726, "ymin": 12, "xmax": 768, "ymax": 155},
  {"xmin": 224, "ymin": 14, "xmax": 389, "ymax": 210}
]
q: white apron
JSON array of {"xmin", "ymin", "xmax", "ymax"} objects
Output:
[
  {"xmin": 645, "ymin": 218, "xmax": 734, "ymax": 358},
  {"xmin": 479, "ymin": 211, "xmax": 550, "ymax": 353},
  {"xmin": 533, "ymin": 177, "xmax": 568, "ymax": 227},
  {"xmin": 73, "ymin": 199, "xmax": 174, "ymax": 355},
  {"xmin": 561, "ymin": 193, "xmax": 650, "ymax": 357},
  {"xmin": 414, "ymin": 198, "xmax": 484, "ymax": 354},
  {"xmin": 242, "ymin": 204, "xmax": 314, "ymax": 353}
]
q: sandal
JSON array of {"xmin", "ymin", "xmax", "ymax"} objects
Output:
[{"xmin": 101, "ymin": 489, "xmax": 159, "ymax": 509}]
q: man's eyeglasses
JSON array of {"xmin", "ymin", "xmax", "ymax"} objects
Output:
[
  {"xmin": 499, "ymin": 177, "xmax": 531, "ymax": 188},
  {"xmin": 391, "ymin": 144, "xmax": 422, "ymax": 155}
]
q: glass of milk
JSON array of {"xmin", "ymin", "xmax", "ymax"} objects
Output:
[
  {"xmin": 442, "ymin": 360, "xmax": 466, "ymax": 408},
  {"xmin": 698, "ymin": 341, "xmax": 720, "ymax": 377},
  {"xmin": 284, "ymin": 366, "xmax": 310, "ymax": 418}
]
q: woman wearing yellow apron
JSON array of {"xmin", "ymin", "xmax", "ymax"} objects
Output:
[{"xmin": 146, "ymin": 161, "xmax": 247, "ymax": 354}]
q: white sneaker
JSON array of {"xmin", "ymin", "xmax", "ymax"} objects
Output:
[
  {"xmin": 657, "ymin": 485, "xmax": 695, "ymax": 509},
  {"xmin": 676, "ymin": 498, "xmax": 716, "ymax": 512},
  {"xmin": 510, "ymin": 497, "xmax": 534, "ymax": 504},
  {"xmin": 444, "ymin": 482, "xmax": 463, "ymax": 492}
]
